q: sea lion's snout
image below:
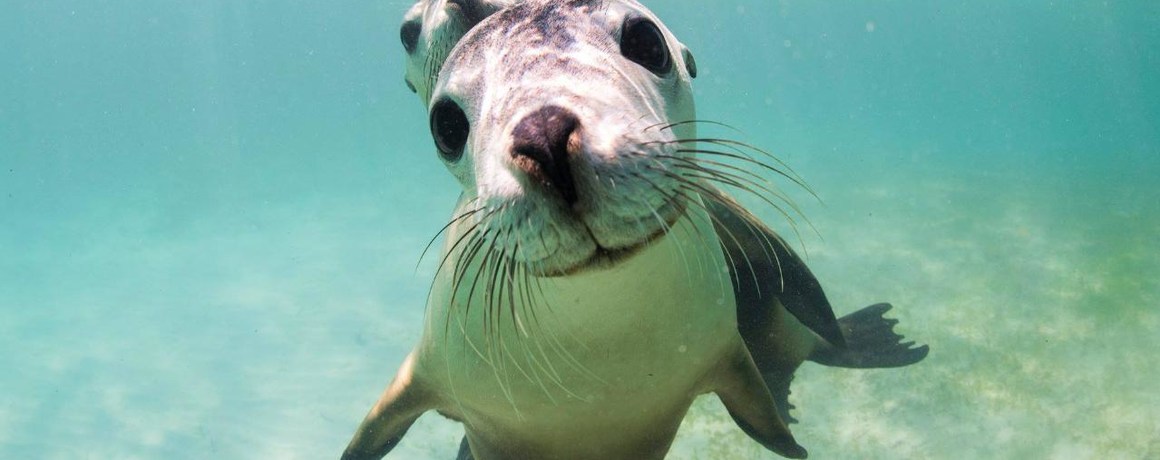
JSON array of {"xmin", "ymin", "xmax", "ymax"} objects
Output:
[
  {"xmin": 511, "ymin": 105, "xmax": 582, "ymax": 208},
  {"xmin": 424, "ymin": 0, "xmax": 702, "ymax": 275}
]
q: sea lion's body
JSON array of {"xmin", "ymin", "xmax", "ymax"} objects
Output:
[
  {"xmin": 420, "ymin": 196, "xmax": 740, "ymax": 459},
  {"xmin": 343, "ymin": 1, "xmax": 927, "ymax": 459}
]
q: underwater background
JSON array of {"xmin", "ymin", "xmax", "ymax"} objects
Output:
[{"xmin": 2, "ymin": 0, "xmax": 1157, "ymax": 458}]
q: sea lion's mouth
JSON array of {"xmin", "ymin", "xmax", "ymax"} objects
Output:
[
  {"xmin": 556, "ymin": 227, "xmax": 667, "ymax": 277},
  {"xmin": 549, "ymin": 201, "xmax": 687, "ymax": 277}
]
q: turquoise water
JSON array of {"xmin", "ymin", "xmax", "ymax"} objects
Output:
[{"xmin": 2, "ymin": 0, "xmax": 1157, "ymax": 458}]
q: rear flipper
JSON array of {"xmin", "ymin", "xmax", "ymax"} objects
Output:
[
  {"xmin": 760, "ymin": 371, "xmax": 798, "ymax": 424},
  {"xmin": 809, "ymin": 303, "xmax": 929, "ymax": 368}
]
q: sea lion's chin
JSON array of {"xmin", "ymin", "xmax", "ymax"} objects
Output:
[
  {"xmin": 542, "ymin": 206, "xmax": 686, "ymax": 278},
  {"xmin": 552, "ymin": 227, "xmax": 668, "ymax": 277}
]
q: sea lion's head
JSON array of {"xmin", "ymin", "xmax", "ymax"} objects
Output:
[
  {"xmin": 429, "ymin": 0, "xmax": 702, "ymax": 276},
  {"xmin": 400, "ymin": 0, "xmax": 515, "ymax": 103}
]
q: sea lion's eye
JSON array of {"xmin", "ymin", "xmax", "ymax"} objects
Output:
[
  {"xmin": 620, "ymin": 18, "xmax": 672, "ymax": 75},
  {"xmin": 431, "ymin": 98, "xmax": 470, "ymax": 162},
  {"xmin": 401, "ymin": 20, "xmax": 421, "ymax": 54}
]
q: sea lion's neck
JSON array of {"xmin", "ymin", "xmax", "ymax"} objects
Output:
[{"xmin": 418, "ymin": 196, "xmax": 738, "ymax": 391}]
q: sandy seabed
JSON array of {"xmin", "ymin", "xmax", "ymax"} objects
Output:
[{"xmin": 3, "ymin": 162, "xmax": 1156, "ymax": 460}]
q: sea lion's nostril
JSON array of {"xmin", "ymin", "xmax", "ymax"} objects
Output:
[{"xmin": 511, "ymin": 105, "xmax": 581, "ymax": 207}]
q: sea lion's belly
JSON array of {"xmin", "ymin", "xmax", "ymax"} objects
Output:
[{"xmin": 415, "ymin": 205, "xmax": 738, "ymax": 458}]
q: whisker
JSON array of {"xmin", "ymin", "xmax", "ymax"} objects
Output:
[
  {"xmin": 673, "ymin": 150, "xmax": 820, "ymax": 248},
  {"xmin": 436, "ymin": 206, "xmax": 499, "ymax": 288},
  {"xmin": 450, "ymin": 229, "xmax": 491, "ymax": 325},
  {"xmin": 659, "ymin": 153, "xmax": 809, "ymax": 223},
  {"xmin": 523, "ymin": 265, "xmax": 605, "ymax": 386},
  {"xmin": 643, "ymin": 119, "xmax": 742, "ymax": 134},
  {"xmin": 417, "ymin": 202, "xmax": 483, "ymax": 271},
  {"xmin": 698, "ymin": 189, "xmax": 789, "ymax": 292},
  {"xmin": 506, "ymin": 243, "xmax": 526, "ymax": 338},
  {"xmin": 640, "ymin": 148, "xmax": 812, "ymax": 240},
  {"xmin": 676, "ymin": 139, "xmax": 816, "ymax": 198},
  {"xmin": 673, "ymin": 147, "xmax": 816, "ymax": 201},
  {"xmin": 669, "ymin": 161, "xmax": 806, "ymax": 228},
  {"xmin": 630, "ymin": 160, "xmax": 739, "ymax": 294},
  {"xmin": 672, "ymin": 167, "xmax": 809, "ymax": 251},
  {"xmin": 669, "ymin": 184, "xmax": 761, "ymax": 297},
  {"xmin": 467, "ymin": 234, "xmax": 523, "ymax": 418},
  {"xmin": 638, "ymin": 135, "xmax": 816, "ymax": 200},
  {"xmin": 437, "ymin": 207, "xmax": 501, "ymax": 338},
  {"xmin": 624, "ymin": 168, "xmax": 696, "ymax": 281},
  {"xmin": 656, "ymin": 154, "xmax": 775, "ymax": 193}
]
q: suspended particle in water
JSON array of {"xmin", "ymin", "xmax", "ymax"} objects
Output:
[{"xmin": 866, "ymin": 21, "xmax": 877, "ymax": 33}]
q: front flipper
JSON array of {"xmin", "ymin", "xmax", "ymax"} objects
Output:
[
  {"xmin": 761, "ymin": 370, "xmax": 798, "ymax": 424},
  {"xmin": 455, "ymin": 436, "xmax": 473, "ymax": 460},
  {"xmin": 342, "ymin": 352, "xmax": 436, "ymax": 460},
  {"xmin": 713, "ymin": 343, "xmax": 808, "ymax": 459}
]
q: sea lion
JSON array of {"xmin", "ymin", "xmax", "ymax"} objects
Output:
[
  {"xmin": 399, "ymin": 0, "xmax": 515, "ymax": 103},
  {"xmin": 344, "ymin": 1, "xmax": 928, "ymax": 459}
]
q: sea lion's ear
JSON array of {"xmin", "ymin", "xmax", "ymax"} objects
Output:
[
  {"xmin": 681, "ymin": 46, "xmax": 698, "ymax": 79},
  {"xmin": 342, "ymin": 352, "xmax": 436, "ymax": 460}
]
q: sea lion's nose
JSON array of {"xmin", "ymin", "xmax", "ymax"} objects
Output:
[{"xmin": 511, "ymin": 105, "xmax": 581, "ymax": 207}]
